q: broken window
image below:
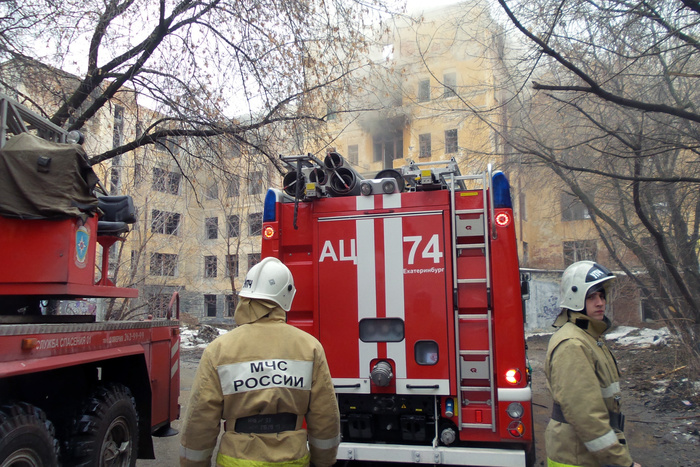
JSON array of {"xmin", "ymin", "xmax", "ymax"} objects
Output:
[
  {"xmin": 445, "ymin": 129, "xmax": 458, "ymax": 154},
  {"xmin": 204, "ymin": 255, "xmax": 218, "ymax": 278},
  {"xmin": 563, "ymin": 240, "xmax": 597, "ymax": 266},
  {"xmin": 419, "ymin": 133, "xmax": 431, "ymax": 158},
  {"xmin": 561, "ymin": 191, "xmax": 592, "ymax": 221},
  {"xmin": 150, "ymin": 253, "xmax": 178, "ymax": 276},
  {"xmin": 372, "ymin": 132, "xmax": 403, "ymax": 168},
  {"xmin": 205, "ymin": 217, "xmax": 218, "ymax": 240},
  {"xmin": 418, "ymin": 79, "xmax": 430, "ymax": 102},
  {"xmin": 443, "ymin": 73, "xmax": 457, "ymax": 98}
]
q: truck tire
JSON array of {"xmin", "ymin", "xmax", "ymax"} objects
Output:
[
  {"xmin": 0, "ymin": 402, "xmax": 59, "ymax": 467},
  {"xmin": 64, "ymin": 384, "xmax": 139, "ymax": 467}
]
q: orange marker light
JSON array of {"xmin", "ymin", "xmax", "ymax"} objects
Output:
[
  {"xmin": 21, "ymin": 338, "xmax": 38, "ymax": 350},
  {"xmin": 263, "ymin": 226, "xmax": 275, "ymax": 239},
  {"xmin": 508, "ymin": 421, "xmax": 525, "ymax": 437}
]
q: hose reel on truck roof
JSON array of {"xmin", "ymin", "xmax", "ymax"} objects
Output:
[
  {"xmin": 281, "ymin": 152, "xmax": 367, "ymax": 199},
  {"xmin": 279, "ymin": 153, "xmax": 472, "ymax": 202},
  {"xmin": 280, "ymin": 152, "xmax": 371, "ymax": 229},
  {"xmin": 277, "ymin": 153, "xmax": 481, "ymax": 230}
]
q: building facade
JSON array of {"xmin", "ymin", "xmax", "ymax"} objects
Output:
[
  {"xmin": 318, "ymin": 2, "xmax": 645, "ymax": 329},
  {"xmin": 0, "ymin": 61, "xmax": 276, "ymax": 324},
  {"xmin": 1, "ymin": 3, "xmax": 650, "ymax": 327}
]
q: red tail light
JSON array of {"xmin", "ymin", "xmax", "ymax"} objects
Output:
[
  {"xmin": 495, "ymin": 212, "xmax": 511, "ymax": 227},
  {"xmin": 505, "ymin": 368, "xmax": 522, "ymax": 384}
]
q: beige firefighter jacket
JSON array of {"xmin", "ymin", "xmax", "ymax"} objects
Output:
[
  {"xmin": 544, "ymin": 311, "xmax": 633, "ymax": 467},
  {"xmin": 180, "ymin": 298, "xmax": 341, "ymax": 467}
]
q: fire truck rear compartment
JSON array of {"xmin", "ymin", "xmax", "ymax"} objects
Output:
[
  {"xmin": 268, "ymin": 157, "xmax": 533, "ymax": 464},
  {"xmin": 339, "ymin": 394, "xmax": 436, "ymax": 444}
]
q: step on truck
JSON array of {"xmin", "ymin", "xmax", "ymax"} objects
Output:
[
  {"xmin": 0, "ymin": 93, "xmax": 180, "ymax": 467},
  {"xmin": 260, "ymin": 152, "xmax": 534, "ymax": 466}
]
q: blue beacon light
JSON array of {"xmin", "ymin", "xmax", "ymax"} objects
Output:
[
  {"xmin": 263, "ymin": 189, "xmax": 277, "ymax": 222},
  {"xmin": 492, "ymin": 171, "xmax": 512, "ymax": 209}
]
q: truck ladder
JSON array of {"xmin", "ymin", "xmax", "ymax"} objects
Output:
[{"xmin": 446, "ymin": 166, "xmax": 496, "ymax": 432}]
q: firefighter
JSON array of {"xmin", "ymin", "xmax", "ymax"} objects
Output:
[
  {"xmin": 180, "ymin": 257, "xmax": 341, "ymax": 467},
  {"xmin": 545, "ymin": 261, "xmax": 641, "ymax": 467}
]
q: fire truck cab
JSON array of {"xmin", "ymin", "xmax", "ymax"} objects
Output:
[{"xmin": 261, "ymin": 153, "xmax": 534, "ymax": 466}]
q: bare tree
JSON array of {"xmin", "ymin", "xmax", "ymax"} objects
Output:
[
  {"xmin": 493, "ymin": 0, "xmax": 700, "ymax": 367},
  {"xmin": 0, "ymin": 0, "xmax": 395, "ymax": 170},
  {"xmin": 99, "ymin": 130, "xmax": 284, "ymax": 321},
  {"xmin": 0, "ymin": 0, "xmax": 404, "ymax": 320}
]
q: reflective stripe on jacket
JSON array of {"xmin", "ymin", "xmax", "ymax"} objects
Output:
[
  {"xmin": 180, "ymin": 298, "xmax": 341, "ymax": 467},
  {"xmin": 544, "ymin": 311, "xmax": 633, "ymax": 467}
]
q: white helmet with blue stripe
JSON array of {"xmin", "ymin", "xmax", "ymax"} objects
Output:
[{"xmin": 559, "ymin": 261, "xmax": 615, "ymax": 312}]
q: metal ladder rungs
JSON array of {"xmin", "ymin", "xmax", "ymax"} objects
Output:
[
  {"xmin": 455, "ymin": 209, "xmax": 484, "ymax": 215},
  {"xmin": 452, "ymin": 174, "xmax": 484, "ymax": 182},
  {"xmin": 457, "ymin": 278, "xmax": 487, "ymax": 284},
  {"xmin": 456, "ymin": 243, "xmax": 485, "ymax": 249},
  {"xmin": 459, "ymin": 350, "xmax": 490, "ymax": 356},
  {"xmin": 458, "ymin": 314, "xmax": 488, "ymax": 320},
  {"xmin": 449, "ymin": 167, "xmax": 496, "ymax": 434},
  {"xmin": 459, "ymin": 386, "xmax": 491, "ymax": 392},
  {"xmin": 461, "ymin": 423, "xmax": 494, "ymax": 429}
]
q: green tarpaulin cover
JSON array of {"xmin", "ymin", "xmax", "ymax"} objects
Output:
[{"xmin": 0, "ymin": 132, "xmax": 99, "ymax": 219}]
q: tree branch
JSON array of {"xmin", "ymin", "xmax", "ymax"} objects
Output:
[{"xmin": 497, "ymin": 0, "xmax": 700, "ymax": 124}]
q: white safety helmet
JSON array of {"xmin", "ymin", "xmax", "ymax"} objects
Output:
[
  {"xmin": 559, "ymin": 261, "xmax": 615, "ymax": 312},
  {"xmin": 239, "ymin": 257, "xmax": 296, "ymax": 311}
]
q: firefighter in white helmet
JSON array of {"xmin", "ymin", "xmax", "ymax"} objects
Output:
[
  {"xmin": 545, "ymin": 261, "xmax": 641, "ymax": 467},
  {"xmin": 180, "ymin": 257, "xmax": 341, "ymax": 467}
]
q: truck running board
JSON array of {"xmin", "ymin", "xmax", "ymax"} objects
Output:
[{"xmin": 336, "ymin": 441, "xmax": 526, "ymax": 466}]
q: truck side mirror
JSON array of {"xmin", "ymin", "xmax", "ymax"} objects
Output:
[{"xmin": 520, "ymin": 272, "xmax": 531, "ymax": 300}]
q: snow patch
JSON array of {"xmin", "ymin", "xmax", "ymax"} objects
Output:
[
  {"xmin": 605, "ymin": 326, "xmax": 637, "ymax": 340},
  {"xmin": 607, "ymin": 327, "xmax": 671, "ymax": 348},
  {"xmin": 528, "ymin": 326, "xmax": 672, "ymax": 349},
  {"xmin": 180, "ymin": 326, "xmax": 228, "ymax": 350}
]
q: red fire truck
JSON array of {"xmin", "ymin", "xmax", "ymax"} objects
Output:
[
  {"xmin": 0, "ymin": 94, "xmax": 180, "ymax": 467},
  {"xmin": 261, "ymin": 153, "xmax": 534, "ymax": 466}
]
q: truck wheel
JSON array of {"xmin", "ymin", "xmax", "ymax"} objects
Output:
[
  {"xmin": 65, "ymin": 384, "xmax": 139, "ymax": 467},
  {"xmin": 0, "ymin": 402, "xmax": 59, "ymax": 467}
]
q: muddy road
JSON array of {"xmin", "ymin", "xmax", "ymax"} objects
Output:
[{"xmin": 139, "ymin": 334, "xmax": 699, "ymax": 466}]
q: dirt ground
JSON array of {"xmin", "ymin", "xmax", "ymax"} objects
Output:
[
  {"xmin": 527, "ymin": 333, "xmax": 700, "ymax": 467},
  {"xmin": 144, "ymin": 331, "xmax": 699, "ymax": 467}
]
